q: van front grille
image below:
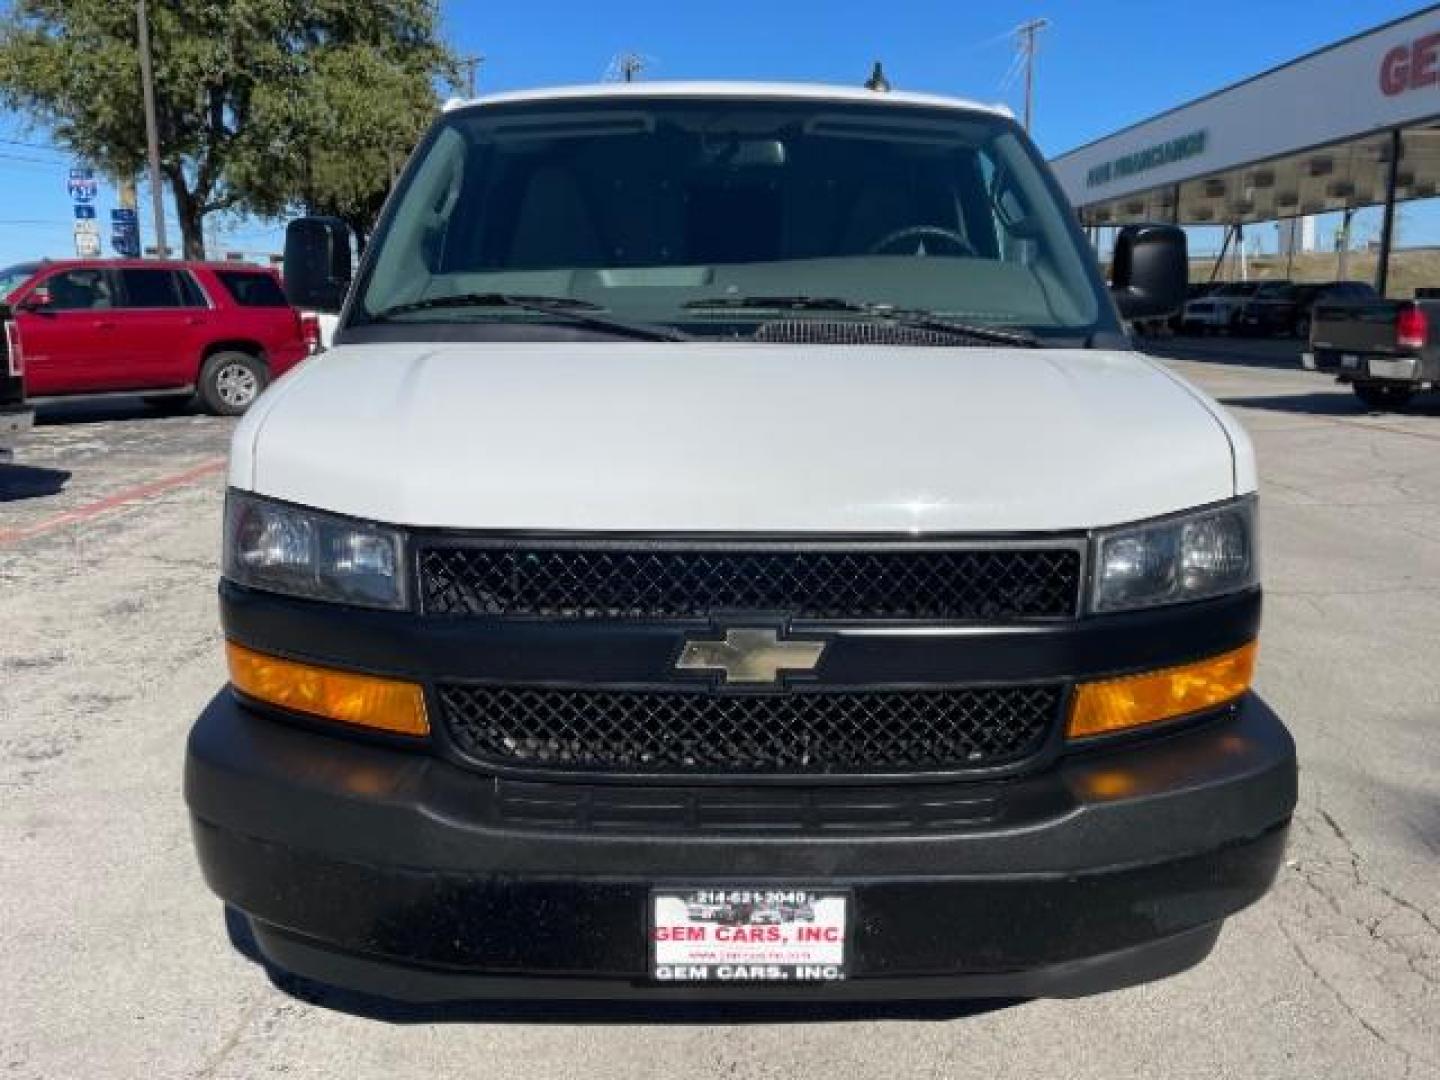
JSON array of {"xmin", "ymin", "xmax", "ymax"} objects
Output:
[
  {"xmin": 418, "ymin": 542, "xmax": 1082, "ymax": 622},
  {"xmin": 438, "ymin": 683, "xmax": 1061, "ymax": 777}
]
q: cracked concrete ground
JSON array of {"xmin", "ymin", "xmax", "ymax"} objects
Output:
[{"xmin": 2, "ymin": 355, "xmax": 1438, "ymax": 1079}]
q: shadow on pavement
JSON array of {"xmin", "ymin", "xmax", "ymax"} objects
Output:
[
  {"xmin": 1221, "ymin": 392, "xmax": 1440, "ymax": 419},
  {"xmin": 223, "ymin": 907, "xmax": 1020, "ymax": 1026},
  {"xmin": 0, "ymin": 464, "xmax": 71, "ymax": 501},
  {"xmin": 35, "ymin": 396, "xmax": 195, "ymax": 426},
  {"xmin": 1142, "ymin": 335, "xmax": 1305, "ymax": 371}
]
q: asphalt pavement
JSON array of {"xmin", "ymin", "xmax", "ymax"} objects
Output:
[{"xmin": 1, "ymin": 344, "xmax": 1437, "ymax": 1079}]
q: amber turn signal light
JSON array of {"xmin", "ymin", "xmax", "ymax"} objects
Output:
[
  {"xmin": 1067, "ymin": 642, "xmax": 1257, "ymax": 740},
  {"xmin": 226, "ymin": 641, "xmax": 429, "ymax": 737}
]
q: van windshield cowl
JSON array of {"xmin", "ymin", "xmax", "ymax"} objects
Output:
[{"xmin": 351, "ymin": 97, "xmax": 1115, "ymax": 344}]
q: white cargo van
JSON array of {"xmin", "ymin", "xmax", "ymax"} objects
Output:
[{"xmin": 186, "ymin": 82, "xmax": 1295, "ymax": 1002}]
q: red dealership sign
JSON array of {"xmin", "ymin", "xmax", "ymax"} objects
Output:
[{"xmin": 1380, "ymin": 32, "xmax": 1440, "ymax": 96}]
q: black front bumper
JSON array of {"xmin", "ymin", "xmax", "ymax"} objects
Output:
[{"xmin": 186, "ymin": 691, "xmax": 1295, "ymax": 1001}]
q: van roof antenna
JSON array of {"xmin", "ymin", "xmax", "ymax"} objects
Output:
[{"xmin": 606, "ymin": 52, "xmax": 650, "ymax": 83}]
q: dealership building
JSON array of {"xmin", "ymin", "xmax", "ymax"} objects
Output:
[{"xmin": 1050, "ymin": 6, "xmax": 1440, "ymax": 292}]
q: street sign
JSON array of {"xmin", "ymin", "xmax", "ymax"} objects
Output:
[
  {"xmin": 67, "ymin": 172, "xmax": 98, "ymax": 203},
  {"xmin": 73, "ymin": 227, "xmax": 101, "ymax": 258},
  {"xmin": 73, "ymin": 204, "xmax": 97, "ymax": 220},
  {"xmin": 73, "ymin": 218, "xmax": 100, "ymax": 237},
  {"xmin": 110, "ymin": 209, "xmax": 141, "ymax": 257}
]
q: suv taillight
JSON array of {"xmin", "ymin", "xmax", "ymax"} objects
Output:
[
  {"xmin": 4, "ymin": 318, "xmax": 21, "ymax": 377},
  {"xmin": 300, "ymin": 314, "xmax": 321, "ymax": 354},
  {"xmin": 1397, "ymin": 303, "xmax": 1428, "ymax": 350}
]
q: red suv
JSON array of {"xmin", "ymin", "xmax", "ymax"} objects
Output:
[{"xmin": 1, "ymin": 259, "xmax": 311, "ymax": 414}]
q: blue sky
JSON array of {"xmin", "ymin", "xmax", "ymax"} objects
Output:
[{"xmin": 0, "ymin": 0, "xmax": 1430, "ymax": 267}]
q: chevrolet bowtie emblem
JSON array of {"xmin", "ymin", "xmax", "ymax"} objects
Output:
[{"xmin": 675, "ymin": 627, "xmax": 827, "ymax": 685}]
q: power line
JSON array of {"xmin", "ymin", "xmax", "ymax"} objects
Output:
[
  {"xmin": 0, "ymin": 149, "xmax": 64, "ymax": 163},
  {"xmin": 997, "ymin": 47, "xmax": 1026, "ymax": 95},
  {"xmin": 0, "ymin": 157, "xmax": 62, "ymax": 172},
  {"xmin": 0, "ymin": 137, "xmax": 68, "ymax": 156}
]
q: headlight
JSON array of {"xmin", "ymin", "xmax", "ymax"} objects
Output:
[
  {"xmin": 223, "ymin": 490, "xmax": 407, "ymax": 610},
  {"xmin": 1092, "ymin": 497, "xmax": 1256, "ymax": 613}
]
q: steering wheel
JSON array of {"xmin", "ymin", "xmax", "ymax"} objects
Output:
[{"xmin": 868, "ymin": 225, "xmax": 978, "ymax": 257}]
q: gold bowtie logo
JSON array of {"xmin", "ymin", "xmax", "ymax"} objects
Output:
[{"xmin": 675, "ymin": 627, "xmax": 827, "ymax": 685}]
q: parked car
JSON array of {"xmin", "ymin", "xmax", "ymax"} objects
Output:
[
  {"xmin": 1167, "ymin": 282, "xmax": 1219, "ymax": 333},
  {"xmin": 1180, "ymin": 281, "xmax": 1266, "ymax": 334},
  {"xmin": 186, "ymin": 82, "xmax": 1295, "ymax": 1003},
  {"xmin": 1239, "ymin": 280, "xmax": 1375, "ymax": 338},
  {"xmin": 5, "ymin": 259, "xmax": 311, "ymax": 414},
  {"xmin": 1307, "ymin": 294, "xmax": 1439, "ymax": 409},
  {"xmin": 0, "ymin": 303, "xmax": 31, "ymax": 461}
]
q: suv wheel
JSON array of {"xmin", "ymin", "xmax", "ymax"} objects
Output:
[
  {"xmin": 1353, "ymin": 381, "xmax": 1414, "ymax": 411},
  {"xmin": 199, "ymin": 352, "xmax": 267, "ymax": 415}
]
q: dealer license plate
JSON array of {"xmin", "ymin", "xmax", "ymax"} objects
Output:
[{"xmin": 650, "ymin": 888, "xmax": 848, "ymax": 983}]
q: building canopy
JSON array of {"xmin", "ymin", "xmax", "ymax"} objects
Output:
[{"xmin": 1052, "ymin": 7, "xmax": 1440, "ymax": 228}]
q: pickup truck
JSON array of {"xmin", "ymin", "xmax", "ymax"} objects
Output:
[
  {"xmin": 3, "ymin": 259, "xmax": 310, "ymax": 414},
  {"xmin": 0, "ymin": 303, "xmax": 31, "ymax": 461},
  {"xmin": 1238, "ymin": 280, "xmax": 1375, "ymax": 339},
  {"xmin": 184, "ymin": 82, "xmax": 1296, "ymax": 1002},
  {"xmin": 1307, "ymin": 296, "xmax": 1439, "ymax": 409}
]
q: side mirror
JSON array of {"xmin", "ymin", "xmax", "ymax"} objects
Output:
[
  {"xmin": 19, "ymin": 288, "xmax": 51, "ymax": 311},
  {"xmin": 282, "ymin": 217, "xmax": 352, "ymax": 313},
  {"xmin": 1110, "ymin": 224, "xmax": 1187, "ymax": 321}
]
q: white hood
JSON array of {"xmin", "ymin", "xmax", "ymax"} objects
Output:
[{"xmin": 231, "ymin": 342, "xmax": 1247, "ymax": 533}]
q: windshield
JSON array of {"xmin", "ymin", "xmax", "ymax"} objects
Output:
[
  {"xmin": 0, "ymin": 261, "xmax": 41, "ymax": 301},
  {"xmin": 354, "ymin": 97, "xmax": 1111, "ymax": 340}
]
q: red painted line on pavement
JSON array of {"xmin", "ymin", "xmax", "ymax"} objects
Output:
[{"xmin": 0, "ymin": 456, "xmax": 227, "ymax": 545}]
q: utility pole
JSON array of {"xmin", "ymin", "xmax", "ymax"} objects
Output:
[
  {"xmin": 1015, "ymin": 18, "xmax": 1050, "ymax": 133},
  {"xmin": 457, "ymin": 54, "xmax": 484, "ymax": 98},
  {"xmin": 1375, "ymin": 128, "xmax": 1401, "ymax": 297},
  {"xmin": 137, "ymin": 0, "xmax": 167, "ymax": 258}
]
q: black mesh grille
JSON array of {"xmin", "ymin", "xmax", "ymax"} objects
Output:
[
  {"xmin": 438, "ymin": 684, "xmax": 1060, "ymax": 776},
  {"xmin": 753, "ymin": 319, "xmax": 994, "ymax": 347},
  {"xmin": 418, "ymin": 544, "xmax": 1081, "ymax": 621}
]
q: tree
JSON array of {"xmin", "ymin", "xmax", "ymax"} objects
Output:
[
  {"xmin": 0, "ymin": 1, "xmax": 455, "ymax": 258},
  {"xmin": 231, "ymin": 6, "xmax": 456, "ymax": 250}
]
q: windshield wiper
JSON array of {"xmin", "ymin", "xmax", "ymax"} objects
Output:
[
  {"xmin": 369, "ymin": 292, "xmax": 691, "ymax": 342},
  {"xmin": 683, "ymin": 295, "xmax": 1038, "ymax": 347}
]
